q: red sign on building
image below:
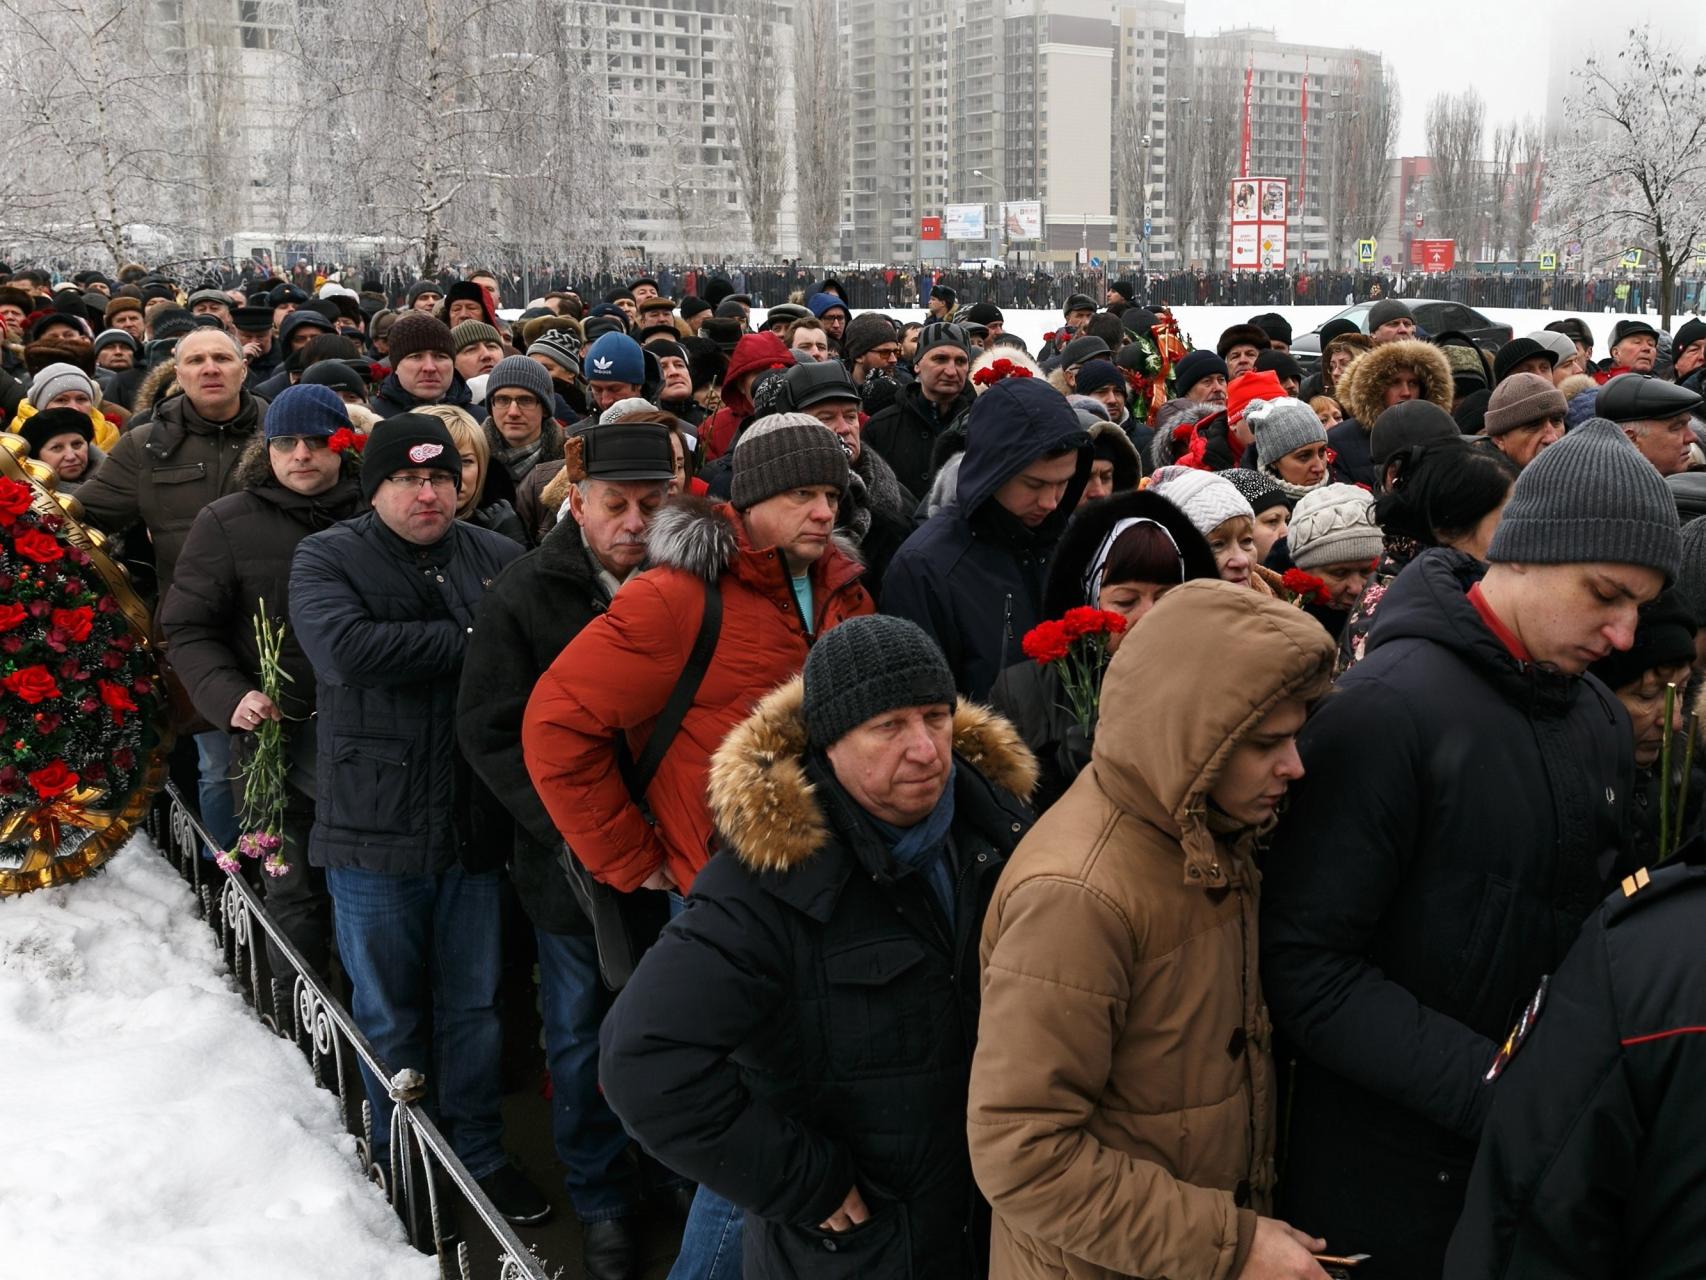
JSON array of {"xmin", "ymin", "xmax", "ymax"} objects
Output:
[
  {"xmin": 919, "ymin": 217, "xmax": 942, "ymax": 241},
  {"xmin": 1411, "ymin": 239, "xmax": 1456, "ymax": 273}
]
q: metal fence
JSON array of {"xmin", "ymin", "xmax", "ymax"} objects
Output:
[{"xmin": 147, "ymin": 784, "xmax": 551, "ymax": 1280}]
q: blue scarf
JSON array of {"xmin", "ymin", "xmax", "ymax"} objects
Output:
[{"xmin": 870, "ymin": 764, "xmax": 958, "ymax": 925}]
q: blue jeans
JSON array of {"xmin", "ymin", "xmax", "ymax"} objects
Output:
[
  {"xmin": 536, "ymin": 928, "xmax": 640, "ymax": 1223},
  {"xmin": 195, "ymin": 730, "xmax": 239, "ymax": 856},
  {"xmin": 668, "ymin": 1185, "xmax": 744, "ymax": 1280},
  {"xmin": 326, "ymin": 864, "xmax": 506, "ymax": 1179}
]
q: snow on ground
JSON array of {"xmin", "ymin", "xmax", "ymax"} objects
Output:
[
  {"xmin": 754, "ymin": 305, "xmax": 1675, "ymax": 359},
  {"xmin": 0, "ymin": 838, "xmax": 434, "ymax": 1280}
]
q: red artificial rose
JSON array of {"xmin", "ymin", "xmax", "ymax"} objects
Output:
[
  {"xmin": 0, "ymin": 602, "xmax": 25, "ymax": 633},
  {"xmin": 12, "ymin": 528, "xmax": 63, "ymax": 564},
  {"xmin": 99, "ymin": 679, "xmax": 137, "ymax": 724},
  {"xmin": 1021, "ymin": 619, "xmax": 1071, "ymax": 665},
  {"xmin": 2, "ymin": 665, "xmax": 59, "ymax": 704},
  {"xmin": 112, "ymin": 747, "xmax": 135, "ymax": 772},
  {"xmin": 27, "ymin": 760, "xmax": 78, "ymax": 800},
  {"xmin": 49, "ymin": 606, "xmax": 93, "ymax": 643},
  {"xmin": 0, "ymin": 477, "xmax": 31, "ymax": 525}
]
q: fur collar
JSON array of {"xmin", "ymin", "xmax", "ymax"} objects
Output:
[
  {"xmin": 133, "ymin": 359, "xmax": 180, "ymax": 414},
  {"xmin": 708, "ymin": 677, "xmax": 1037, "ymax": 873},
  {"xmin": 645, "ymin": 494, "xmax": 863, "ymax": 583}
]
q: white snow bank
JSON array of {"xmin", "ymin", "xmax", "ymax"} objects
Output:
[{"xmin": 0, "ymin": 838, "xmax": 434, "ymax": 1280}]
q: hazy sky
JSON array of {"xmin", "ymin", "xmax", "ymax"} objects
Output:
[{"xmin": 1183, "ymin": 0, "xmax": 1695, "ymax": 156}]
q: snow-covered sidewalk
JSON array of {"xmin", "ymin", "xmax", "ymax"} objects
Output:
[{"xmin": 0, "ymin": 838, "xmax": 434, "ymax": 1280}]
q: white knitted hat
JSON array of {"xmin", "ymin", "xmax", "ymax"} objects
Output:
[
  {"xmin": 1148, "ymin": 465, "xmax": 1255, "ymax": 537},
  {"xmin": 1289, "ymin": 483, "xmax": 1382, "ymax": 570}
]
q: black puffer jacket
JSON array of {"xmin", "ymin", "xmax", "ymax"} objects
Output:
[
  {"xmin": 882, "ymin": 380, "xmax": 1091, "ymax": 700},
  {"xmin": 863, "ymin": 379, "xmax": 975, "ymax": 500},
  {"xmin": 369, "ymin": 369, "xmax": 475, "ymax": 419},
  {"xmin": 600, "ymin": 679, "xmax": 1036, "ymax": 1280},
  {"xmin": 159, "ymin": 441, "xmax": 363, "ymax": 733},
  {"xmin": 290, "ymin": 510, "xmax": 523, "ymax": 873},
  {"xmin": 75, "ymin": 388, "xmax": 268, "ymax": 600},
  {"xmin": 456, "ymin": 515, "xmax": 608, "ymax": 935},
  {"xmin": 1261, "ymin": 549, "xmax": 1632, "ymax": 1279},
  {"xmin": 1446, "ymin": 862, "xmax": 1706, "ymax": 1280}
]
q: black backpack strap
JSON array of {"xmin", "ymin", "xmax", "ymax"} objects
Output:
[{"xmin": 627, "ymin": 575, "xmax": 723, "ymax": 800}]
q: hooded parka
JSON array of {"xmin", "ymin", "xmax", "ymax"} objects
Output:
[
  {"xmin": 968, "ymin": 580, "xmax": 1336, "ymax": 1280},
  {"xmin": 522, "ymin": 498, "xmax": 874, "ymax": 896},
  {"xmin": 1328, "ymin": 340, "xmax": 1453, "ymax": 488},
  {"xmin": 600, "ymin": 679, "xmax": 1037, "ymax": 1280}
]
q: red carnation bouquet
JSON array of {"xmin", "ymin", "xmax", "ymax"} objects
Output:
[
  {"xmin": 972, "ymin": 358, "xmax": 1033, "ymax": 388},
  {"xmin": 1021, "ymin": 607, "xmax": 1129, "ymax": 736},
  {"xmin": 1280, "ymin": 567, "xmax": 1332, "ymax": 607},
  {"xmin": 0, "ymin": 474, "xmax": 159, "ymax": 834}
]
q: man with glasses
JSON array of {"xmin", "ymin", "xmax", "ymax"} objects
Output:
[
  {"xmin": 291, "ymin": 413, "xmax": 550, "ymax": 1226},
  {"xmin": 864, "ymin": 322, "xmax": 975, "ymax": 498},
  {"xmin": 480, "ymin": 356, "xmax": 564, "ymax": 487}
]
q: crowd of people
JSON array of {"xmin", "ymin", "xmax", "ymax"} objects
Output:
[{"xmin": 16, "ymin": 257, "xmax": 1706, "ymax": 1280}]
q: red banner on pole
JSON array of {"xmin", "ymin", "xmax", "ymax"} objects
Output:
[{"xmin": 1240, "ymin": 59, "xmax": 1253, "ymax": 177}]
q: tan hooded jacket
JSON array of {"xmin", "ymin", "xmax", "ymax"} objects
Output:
[{"xmin": 968, "ymin": 579, "xmax": 1335, "ymax": 1280}]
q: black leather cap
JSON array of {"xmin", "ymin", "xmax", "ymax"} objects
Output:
[
  {"xmin": 1595, "ymin": 373, "xmax": 1703, "ymax": 423},
  {"xmin": 782, "ymin": 360, "xmax": 859, "ymax": 411},
  {"xmin": 1058, "ymin": 335, "xmax": 1112, "ymax": 368}
]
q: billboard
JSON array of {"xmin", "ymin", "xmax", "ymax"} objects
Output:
[
  {"xmin": 1229, "ymin": 177, "xmax": 1287, "ymax": 270},
  {"xmin": 944, "ymin": 203, "xmax": 986, "ymax": 241},
  {"xmin": 1410, "ymin": 239, "xmax": 1456, "ymax": 273},
  {"xmin": 999, "ymin": 201, "xmax": 1043, "ymax": 240},
  {"xmin": 919, "ymin": 216, "xmax": 942, "ymax": 241}
]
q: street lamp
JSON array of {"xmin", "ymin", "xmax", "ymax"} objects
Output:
[
  {"xmin": 1140, "ymin": 133, "xmax": 1153, "ymax": 278},
  {"xmin": 974, "ymin": 167, "xmax": 1006, "ymax": 268}
]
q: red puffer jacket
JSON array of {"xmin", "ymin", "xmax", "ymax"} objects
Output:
[
  {"xmin": 700, "ymin": 332, "xmax": 794, "ymax": 461},
  {"xmin": 522, "ymin": 497, "xmax": 873, "ymax": 894}
]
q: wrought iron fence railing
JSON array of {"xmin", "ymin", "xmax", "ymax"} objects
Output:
[{"xmin": 148, "ymin": 783, "xmax": 551, "ymax": 1280}]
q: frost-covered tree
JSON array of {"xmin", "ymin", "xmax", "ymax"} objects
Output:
[
  {"xmin": 726, "ymin": 0, "xmax": 786, "ymax": 256},
  {"xmin": 1543, "ymin": 25, "xmax": 1706, "ymax": 325}
]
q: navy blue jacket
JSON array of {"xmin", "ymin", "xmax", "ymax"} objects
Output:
[
  {"xmin": 290, "ymin": 511, "xmax": 522, "ymax": 873},
  {"xmin": 369, "ymin": 369, "xmax": 475, "ymax": 420},
  {"xmin": 882, "ymin": 379, "xmax": 1090, "ymax": 700}
]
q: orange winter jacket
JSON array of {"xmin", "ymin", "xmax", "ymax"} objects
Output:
[{"xmin": 522, "ymin": 497, "xmax": 872, "ymax": 895}]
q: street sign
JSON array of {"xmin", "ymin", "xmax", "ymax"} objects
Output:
[
  {"xmin": 1566, "ymin": 240, "xmax": 1582, "ymax": 257},
  {"xmin": 1414, "ymin": 214, "xmax": 1423, "ymax": 228},
  {"xmin": 1622, "ymin": 248, "xmax": 1644, "ymax": 269},
  {"xmin": 1142, "ymin": 218, "xmax": 1152, "ymax": 237},
  {"xmin": 919, "ymin": 216, "xmax": 942, "ymax": 241},
  {"xmin": 1089, "ymin": 257, "xmax": 1102, "ymax": 268},
  {"xmin": 1382, "ymin": 256, "xmax": 1393, "ymax": 267},
  {"xmin": 1356, "ymin": 238, "xmax": 1376, "ymax": 264},
  {"xmin": 1411, "ymin": 239, "xmax": 1456, "ymax": 273},
  {"xmin": 1538, "ymin": 252, "xmax": 1557, "ymax": 272}
]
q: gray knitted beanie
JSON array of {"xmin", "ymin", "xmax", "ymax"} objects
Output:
[
  {"xmin": 1289, "ymin": 483, "xmax": 1383, "ymax": 570},
  {"xmin": 730, "ymin": 413, "xmax": 850, "ymax": 511},
  {"xmin": 1678, "ymin": 517, "xmax": 1706, "ymax": 629},
  {"xmin": 803, "ymin": 614, "xmax": 956, "ymax": 750},
  {"xmin": 485, "ymin": 354, "xmax": 554, "ymax": 406},
  {"xmin": 1249, "ymin": 398, "xmax": 1327, "ymax": 465},
  {"xmin": 1486, "ymin": 417, "xmax": 1681, "ymax": 581}
]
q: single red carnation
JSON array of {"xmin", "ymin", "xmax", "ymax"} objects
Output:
[{"xmin": 1021, "ymin": 619, "xmax": 1072, "ymax": 665}]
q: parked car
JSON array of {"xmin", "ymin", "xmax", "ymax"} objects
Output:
[{"xmin": 1291, "ymin": 300, "xmax": 1513, "ymax": 373}]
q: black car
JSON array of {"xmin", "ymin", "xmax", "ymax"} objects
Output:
[{"xmin": 1290, "ymin": 300, "xmax": 1513, "ymax": 374}]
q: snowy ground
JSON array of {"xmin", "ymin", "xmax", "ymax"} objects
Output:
[
  {"xmin": 750, "ymin": 305, "xmax": 1688, "ymax": 359},
  {"xmin": 0, "ymin": 838, "xmax": 433, "ymax": 1280}
]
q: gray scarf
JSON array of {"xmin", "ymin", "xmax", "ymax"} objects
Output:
[{"xmin": 493, "ymin": 433, "xmax": 548, "ymax": 482}]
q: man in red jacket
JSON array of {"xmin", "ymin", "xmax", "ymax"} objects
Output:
[{"xmin": 523, "ymin": 413, "xmax": 874, "ymax": 898}]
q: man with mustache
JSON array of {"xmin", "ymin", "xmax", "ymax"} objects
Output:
[{"xmin": 459, "ymin": 421, "xmax": 680, "ymax": 1280}]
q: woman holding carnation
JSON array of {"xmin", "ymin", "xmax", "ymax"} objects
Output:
[
  {"xmin": 158, "ymin": 384, "xmax": 364, "ymax": 974},
  {"xmin": 990, "ymin": 489, "xmax": 1218, "ymax": 811}
]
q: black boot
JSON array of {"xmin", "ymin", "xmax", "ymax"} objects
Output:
[
  {"xmin": 476, "ymin": 1162, "xmax": 553, "ymax": 1226},
  {"xmin": 582, "ymin": 1217, "xmax": 640, "ymax": 1280}
]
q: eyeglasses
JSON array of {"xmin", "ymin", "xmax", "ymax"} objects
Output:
[
  {"xmin": 383, "ymin": 472, "xmax": 457, "ymax": 492},
  {"xmin": 489, "ymin": 393, "xmax": 540, "ymax": 412},
  {"xmin": 267, "ymin": 435, "xmax": 331, "ymax": 452}
]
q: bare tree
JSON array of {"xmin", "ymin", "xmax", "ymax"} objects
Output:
[
  {"xmin": 793, "ymin": 0, "xmax": 845, "ymax": 262},
  {"xmin": 1425, "ymin": 88, "xmax": 1486, "ymax": 257},
  {"xmin": 1165, "ymin": 94, "xmax": 1200, "ymax": 269},
  {"xmin": 1511, "ymin": 117, "xmax": 1546, "ymax": 264},
  {"xmin": 1488, "ymin": 121, "xmax": 1519, "ymax": 262},
  {"xmin": 1191, "ymin": 39, "xmax": 1247, "ymax": 270},
  {"xmin": 726, "ymin": 0, "xmax": 786, "ymax": 256},
  {"xmin": 1113, "ymin": 59, "xmax": 1148, "ymax": 266},
  {"xmin": 1320, "ymin": 59, "xmax": 1400, "ymax": 268},
  {"xmin": 1544, "ymin": 26, "xmax": 1705, "ymax": 324}
]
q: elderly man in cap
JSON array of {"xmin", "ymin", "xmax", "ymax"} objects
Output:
[
  {"xmin": 1263, "ymin": 417, "xmax": 1682, "ymax": 1277},
  {"xmin": 600, "ymin": 614, "xmax": 1035, "ymax": 1280},
  {"xmin": 1595, "ymin": 374, "xmax": 1703, "ymax": 477},
  {"xmin": 1602, "ymin": 317, "xmax": 1661, "ymax": 379},
  {"xmin": 460, "ymin": 419, "xmax": 682, "ymax": 1279},
  {"xmin": 1483, "ymin": 372, "xmax": 1569, "ymax": 469},
  {"xmin": 1367, "ymin": 298, "xmax": 1417, "ymax": 345},
  {"xmin": 290, "ymin": 412, "xmax": 548, "ymax": 1227},
  {"xmin": 1672, "ymin": 317, "xmax": 1706, "ymax": 391}
]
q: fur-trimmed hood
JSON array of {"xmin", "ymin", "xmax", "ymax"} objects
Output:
[
  {"xmin": 707, "ymin": 676, "xmax": 1037, "ymax": 873},
  {"xmin": 1335, "ymin": 338, "xmax": 1453, "ymax": 427},
  {"xmin": 133, "ymin": 359, "xmax": 180, "ymax": 415},
  {"xmin": 646, "ymin": 493, "xmax": 863, "ymax": 585}
]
